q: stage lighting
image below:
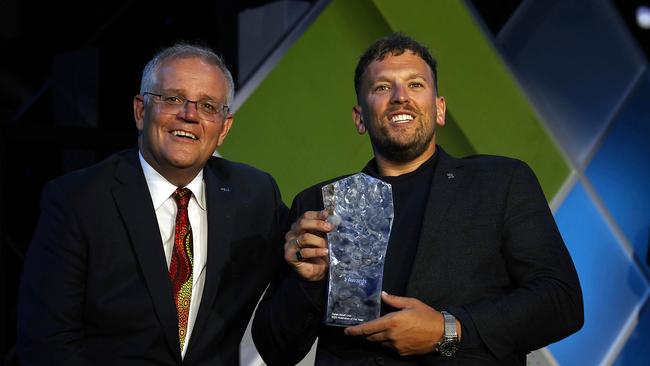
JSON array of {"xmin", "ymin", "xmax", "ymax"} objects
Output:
[{"xmin": 637, "ymin": 6, "xmax": 650, "ymax": 29}]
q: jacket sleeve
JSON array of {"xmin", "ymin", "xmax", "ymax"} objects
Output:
[
  {"xmin": 462, "ymin": 161, "xmax": 584, "ymax": 359},
  {"xmin": 252, "ymin": 189, "xmax": 328, "ymax": 366},
  {"xmin": 17, "ymin": 180, "xmax": 94, "ymax": 366}
]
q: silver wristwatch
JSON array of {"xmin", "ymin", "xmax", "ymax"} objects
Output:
[{"xmin": 437, "ymin": 311, "xmax": 459, "ymax": 357}]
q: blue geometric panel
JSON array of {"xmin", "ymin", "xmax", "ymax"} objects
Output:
[
  {"xmin": 614, "ymin": 297, "xmax": 650, "ymax": 366},
  {"xmin": 497, "ymin": 0, "xmax": 645, "ymax": 166},
  {"xmin": 549, "ymin": 182, "xmax": 650, "ymax": 365},
  {"xmin": 586, "ymin": 70, "xmax": 650, "ymax": 277}
]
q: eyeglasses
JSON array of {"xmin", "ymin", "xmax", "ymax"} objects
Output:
[{"xmin": 142, "ymin": 92, "xmax": 230, "ymax": 122}]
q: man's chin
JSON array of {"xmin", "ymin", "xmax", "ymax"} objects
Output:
[
  {"xmin": 374, "ymin": 140, "xmax": 433, "ymax": 163},
  {"xmin": 163, "ymin": 155, "xmax": 202, "ymax": 171}
]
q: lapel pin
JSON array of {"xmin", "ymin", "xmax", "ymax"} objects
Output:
[{"xmin": 446, "ymin": 172, "xmax": 455, "ymax": 179}]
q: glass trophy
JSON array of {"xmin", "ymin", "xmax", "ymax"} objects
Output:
[{"xmin": 322, "ymin": 173, "xmax": 394, "ymax": 326}]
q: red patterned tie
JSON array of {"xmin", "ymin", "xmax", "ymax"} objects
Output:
[{"xmin": 169, "ymin": 187, "xmax": 193, "ymax": 352}]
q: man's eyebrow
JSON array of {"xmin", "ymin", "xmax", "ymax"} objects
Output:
[
  {"xmin": 368, "ymin": 75, "xmax": 391, "ymax": 83},
  {"xmin": 369, "ymin": 73, "xmax": 429, "ymax": 83},
  {"xmin": 404, "ymin": 73, "xmax": 429, "ymax": 81},
  {"xmin": 160, "ymin": 88, "xmax": 219, "ymax": 101}
]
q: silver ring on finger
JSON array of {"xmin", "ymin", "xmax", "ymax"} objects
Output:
[{"xmin": 295, "ymin": 237, "xmax": 303, "ymax": 249}]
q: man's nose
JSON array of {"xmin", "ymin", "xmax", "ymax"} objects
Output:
[
  {"xmin": 390, "ymin": 84, "xmax": 409, "ymax": 103},
  {"xmin": 180, "ymin": 101, "xmax": 201, "ymax": 121}
]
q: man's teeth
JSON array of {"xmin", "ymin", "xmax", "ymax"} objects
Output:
[
  {"xmin": 172, "ymin": 130, "xmax": 198, "ymax": 140},
  {"xmin": 391, "ymin": 114, "xmax": 414, "ymax": 123}
]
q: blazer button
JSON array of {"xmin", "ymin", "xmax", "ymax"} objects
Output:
[{"xmin": 374, "ymin": 356, "xmax": 386, "ymax": 365}]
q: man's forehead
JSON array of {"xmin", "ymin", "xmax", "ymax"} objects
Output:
[
  {"xmin": 364, "ymin": 53, "xmax": 433, "ymax": 82},
  {"xmin": 155, "ymin": 58, "xmax": 227, "ymax": 97}
]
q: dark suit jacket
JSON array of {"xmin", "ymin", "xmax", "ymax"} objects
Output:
[
  {"xmin": 18, "ymin": 148, "xmax": 287, "ymax": 366},
  {"xmin": 252, "ymin": 147, "xmax": 583, "ymax": 365}
]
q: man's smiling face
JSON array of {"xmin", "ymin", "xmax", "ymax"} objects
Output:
[
  {"xmin": 134, "ymin": 57, "xmax": 232, "ymax": 183},
  {"xmin": 354, "ymin": 51, "xmax": 445, "ymax": 163}
]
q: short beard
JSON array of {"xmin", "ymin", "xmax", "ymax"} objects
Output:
[{"xmin": 370, "ymin": 125, "xmax": 436, "ymax": 163}]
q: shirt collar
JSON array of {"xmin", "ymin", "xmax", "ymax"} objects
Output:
[{"xmin": 138, "ymin": 152, "xmax": 206, "ymax": 210}]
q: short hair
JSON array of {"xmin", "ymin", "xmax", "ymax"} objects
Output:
[
  {"xmin": 354, "ymin": 33, "xmax": 438, "ymax": 99},
  {"xmin": 139, "ymin": 43, "xmax": 235, "ymax": 106}
]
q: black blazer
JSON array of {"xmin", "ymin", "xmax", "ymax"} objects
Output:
[
  {"xmin": 18, "ymin": 148, "xmax": 287, "ymax": 365},
  {"xmin": 252, "ymin": 147, "xmax": 583, "ymax": 365}
]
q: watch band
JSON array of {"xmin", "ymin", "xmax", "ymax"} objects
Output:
[
  {"xmin": 441, "ymin": 311, "xmax": 457, "ymax": 339},
  {"xmin": 438, "ymin": 311, "xmax": 459, "ymax": 357}
]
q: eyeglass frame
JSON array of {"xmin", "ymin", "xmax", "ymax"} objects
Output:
[{"xmin": 141, "ymin": 92, "xmax": 230, "ymax": 121}]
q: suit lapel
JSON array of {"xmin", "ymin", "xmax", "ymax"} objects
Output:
[
  {"xmin": 111, "ymin": 150, "xmax": 181, "ymax": 362},
  {"xmin": 406, "ymin": 147, "xmax": 464, "ymax": 301},
  {"xmin": 185, "ymin": 160, "xmax": 234, "ymax": 358}
]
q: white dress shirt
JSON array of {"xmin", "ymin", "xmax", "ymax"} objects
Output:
[{"xmin": 139, "ymin": 152, "xmax": 207, "ymax": 359}]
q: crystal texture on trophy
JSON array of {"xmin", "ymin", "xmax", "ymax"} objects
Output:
[{"xmin": 322, "ymin": 173, "xmax": 394, "ymax": 326}]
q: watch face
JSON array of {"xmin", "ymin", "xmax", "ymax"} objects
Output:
[{"xmin": 439, "ymin": 340, "xmax": 459, "ymax": 357}]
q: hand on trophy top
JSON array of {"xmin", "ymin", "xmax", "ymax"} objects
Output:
[{"xmin": 284, "ymin": 210, "xmax": 333, "ymax": 281}]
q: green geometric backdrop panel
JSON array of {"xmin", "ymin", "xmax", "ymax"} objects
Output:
[
  {"xmin": 221, "ymin": 0, "xmax": 569, "ymax": 203},
  {"xmin": 221, "ymin": 0, "xmax": 387, "ymax": 203}
]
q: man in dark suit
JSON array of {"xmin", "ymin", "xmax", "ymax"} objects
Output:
[
  {"xmin": 17, "ymin": 44, "xmax": 287, "ymax": 365},
  {"xmin": 252, "ymin": 33, "xmax": 583, "ymax": 365}
]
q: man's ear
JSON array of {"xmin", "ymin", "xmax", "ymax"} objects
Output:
[
  {"xmin": 435, "ymin": 96, "xmax": 446, "ymax": 127},
  {"xmin": 216, "ymin": 114, "xmax": 234, "ymax": 147},
  {"xmin": 352, "ymin": 105, "xmax": 366, "ymax": 134},
  {"xmin": 133, "ymin": 95, "xmax": 145, "ymax": 132}
]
